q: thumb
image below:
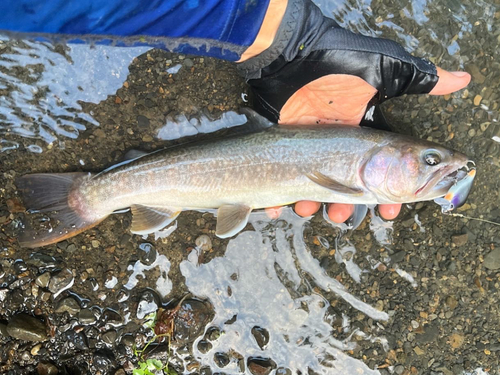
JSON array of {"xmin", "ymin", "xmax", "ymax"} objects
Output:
[{"xmin": 429, "ymin": 67, "xmax": 471, "ymax": 95}]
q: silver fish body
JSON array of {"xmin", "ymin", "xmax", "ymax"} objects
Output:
[{"xmin": 17, "ymin": 113, "xmax": 470, "ymax": 247}]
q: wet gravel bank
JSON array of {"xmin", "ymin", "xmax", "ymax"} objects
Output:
[{"xmin": 1, "ymin": 4, "xmax": 500, "ymax": 374}]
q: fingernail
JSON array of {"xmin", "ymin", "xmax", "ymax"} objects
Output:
[{"xmin": 450, "ymin": 71, "xmax": 469, "ymax": 78}]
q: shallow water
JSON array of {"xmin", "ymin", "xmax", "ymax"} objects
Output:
[{"xmin": 1, "ymin": 0, "xmax": 500, "ymax": 374}]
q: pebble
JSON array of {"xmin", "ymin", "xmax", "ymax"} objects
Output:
[
  {"xmin": 91, "ymin": 240, "xmax": 100, "ymax": 248},
  {"xmin": 195, "ymin": 235, "xmax": 212, "ymax": 251},
  {"xmin": 101, "ymin": 309, "xmax": 124, "ymax": 326},
  {"xmin": 197, "ymin": 339, "xmax": 213, "ymax": 354},
  {"xmin": 66, "ymin": 244, "xmax": 77, "ymax": 253},
  {"xmin": 102, "ymin": 330, "xmax": 117, "ymax": 346},
  {"xmin": 247, "ymin": 357, "xmax": 277, "ymax": 375},
  {"xmin": 55, "ymin": 297, "xmax": 81, "ymax": 316},
  {"xmin": 36, "ymin": 362, "xmax": 59, "ymax": 375},
  {"xmin": 138, "ymin": 243, "xmax": 157, "ymax": 265},
  {"xmin": 63, "ymin": 330, "xmax": 89, "ymax": 350},
  {"xmin": 136, "ymin": 290, "xmax": 159, "ymax": 319},
  {"xmin": 413, "ymin": 346, "xmax": 425, "ymax": 355},
  {"xmin": 0, "ymin": 288, "xmax": 9, "ymax": 302},
  {"xmin": 446, "ymin": 295, "xmax": 458, "ymax": 310},
  {"xmin": 35, "ymin": 272, "xmax": 51, "ymax": 288},
  {"xmin": 137, "ymin": 115, "xmax": 150, "ymax": 128},
  {"xmin": 183, "ymin": 58, "xmax": 194, "ymax": 68},
  {"xmin": 451, "ymin": 233, "xmax": 468, "ymax": 247},
  {"xmin": 7, "ymin": 313, "xmax": 48, "ymax": 342},
  {"xmin": 93, "ymin": 350, "xmax": 117, "ymax": 372},
  {"xmin": 0, "ymin": 322, "xmax": 8, "ymax": 337},
  {"xmin": 251, "ymin": 326, "xmax": 270, "ymax": 350},
  {"xmin": 31, "ymin": 343, "xmax": 42, "ymax": 356},
  {"xmin": 48, "ymin": 269, "xmax": 74, "ymax": 295},
  {"xmin": 484, "ymin": 248, "xmax": 500, "ymax": 270},
  {"xmin": 213, "ymin": 352, "xmax": 230, "ymax": 368},
  {"xmin": 474, "ymin": 95, "xmax": 482, "ymax": 106}
]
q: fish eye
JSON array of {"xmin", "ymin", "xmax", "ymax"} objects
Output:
[{"xmin": 424, "ymin": 151, "xmax": 441, "ymax": 166}]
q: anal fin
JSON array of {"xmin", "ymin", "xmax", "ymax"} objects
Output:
[
  {"xmin": 216, "ymin": 204, "xmax": 252, "ymax": 238},
  {"xmin": 131, "ymin": 205, "xmax": 180, "ymax": 235}
]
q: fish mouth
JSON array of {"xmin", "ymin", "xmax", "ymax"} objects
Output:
[{"xmin": 415, "ymin": 161, "xmax": 472, "ymax": 199}]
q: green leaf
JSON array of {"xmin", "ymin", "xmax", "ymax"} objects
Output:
[{"xmin": 143, "ymin": 312, "xmax": 158, "ymax": 329}]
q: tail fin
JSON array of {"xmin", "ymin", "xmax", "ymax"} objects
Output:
[{"xmin": 16, "ymin": 173, "xmax": 105, "ymax": 248}]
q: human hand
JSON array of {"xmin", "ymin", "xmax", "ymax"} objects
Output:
[{"xmin": 238, "ymin": 0, "xmax": 470, "ymax": 223}]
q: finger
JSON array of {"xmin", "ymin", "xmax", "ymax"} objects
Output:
[
  {"xmin": 429, "ymin": 67, "xmax": 471, "ymax": 96},
  {"xmin": 294, "ymin": 201, "xmax": 321, "ymax": 217},
  {"xmin": 265, "ymin": 206, "xmax": 283, "ymax": 219},
  {"xmin": 327, "ymin": 203, "xmax": 355, "ymax": 223},
  {"xmin": 378, "ymin": 204, "xmax": 401, "ymax": 220}
]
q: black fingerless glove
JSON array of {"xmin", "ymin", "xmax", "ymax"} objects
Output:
[{"xmin": 237, "ymin": 0, "xmax": 439, "ymax": 124}]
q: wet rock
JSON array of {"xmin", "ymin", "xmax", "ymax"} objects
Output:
[
  {"xmin": 391, "ymin": 251, "xmax": 406, "ymax": 264},
  {"xmin": 102, "ymin": 330, "xmax": 117, "ymax": 345},
  {"xmin": 206, "ymin": 326, "xmax": 221, "ymax": 341},
  {"xmin": 0, "ymin": 322, "xmax": 8, "ymax": 337},
  {"xmin": 55, "ymin": 297, "xmax": 81, "ymax": 316},
  {"xmin": 120, "ymin": 334, "xmax": 135, "ymax": 348},
  {"xmin": 143, "ymin": 344, "xmax": 171, "ymax": 360},
  {"xmin": 31, "ymin": 343, "xmax": 42, "ymax": 355},
  {"xmin": 451, "ymin": 233, "xmax": 468, "ymax": 247},
  {"xmin": 247, "ymin": 357, "xmax": 277, "ymax": 375},
  {"xmin": 102, "ymin": 308, "xmax": 123, "ymax": 326},
  {"xmin": 214, "ymin": 352, "xmax": 230, "ymax": 368},
  {"xmin": 445, "ymin": 295, "xmax": 458, "ymax": 310},
  {"xmin": 0, "ymin": 288, "xmax": 8, "ymax": 302},
  {"xmin": 197, "ymin": 339, "xmax": 213, "ymax": 354},
  {"xmin": 114, "ymin": 369, "xmax": 126, "ymax": 375},
  {"xmin": 137, "ymin": 115, "xmax": 150, "ymax": 128},
  {"xmin": 251, "ymin": 326, "xmax": 270, "ymax": 350},
  {"xmin": 35, "ymin": 272, "xmax": 51, "ymax": 288},
  {"xmin": 276, "ymin": 368, "xmax": 292, "ymax": 375},
  {"xmin": 117, "ymin": 289, "xmax": 130, "ymax": 303},
  {"xmin": 136, "ymin": 289, "xmax": 159, "ymax": 319},
  {"xmin": 66, "ymin": 244, "xmax": 77, "ymax": 253},
  {"xmin": 484, "ymin": 248, "xmax": 500, "ymax": 270},
  {"xmin": 416, "ymin": 324, "xmax": 439, "ymax": 343},
  {"xmin": 119, "ymin": 234, "xmax": 132, "ymax": 248},
  {"xmin": 48, "ymin": 269, "xmax": 74, "ymax": 296},
  {"xmin": 7, "ymin": 313, "xmax": 47, "ymax": 342},
  {"xmin": 465, "ymin": 63, "xmax": 486, "ymax": 84},
  {"xmin": 13, "ymin": 260, "xmax": 28, "ymax": 274},
  {"xmin": 36, "ymin": 362, "xmax": 59, "ymax": 375},
  {"xmin": 93, "ymin": 350, "xmax": 117, "ymax": 372},
  {"xmin": 138, "ymin": 243, "xmax": 157, "ymax": 265},
  {"xmin": 183, "ymin": 58, "xmax": 194, "ymax": 68},
  {"xmin": 199, "ymin": 366, "xmax": 212, "ymax": 375},
  {"xmin": 63, "ymin": 330, "xmax": 89, "ymax": 350},
  {"xmin": 169, "ymin": 298, "xmax": 214, "ymax": 345},
  {"xmin": 27, "ymin": 253, "xmax": 59, "ymax": 269}
]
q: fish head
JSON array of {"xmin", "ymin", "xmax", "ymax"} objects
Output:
[{"xmin": 361, "ymin": 139, "xmax": 470, "ymax": 203}]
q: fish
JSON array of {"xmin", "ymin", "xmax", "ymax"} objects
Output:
[{"xmin": 16, "ymin": 109, "xmax": 472, "ymax": 248}]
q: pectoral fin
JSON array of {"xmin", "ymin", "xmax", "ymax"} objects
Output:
[
  {"xmin": 306, "ymin": 172, "xmax": 363, "ymax": 196},
  {"xmin": 131, "ymin": 205, "xmax": 180, "ymax": 235},
  {"xmin": 216, "ymin": 204, "xmax": 252, "ymax": 238}
]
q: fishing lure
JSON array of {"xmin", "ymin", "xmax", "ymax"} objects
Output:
[{"xmin": 434, "ymin": 167, "xmax": 476, "ymax": 213}]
